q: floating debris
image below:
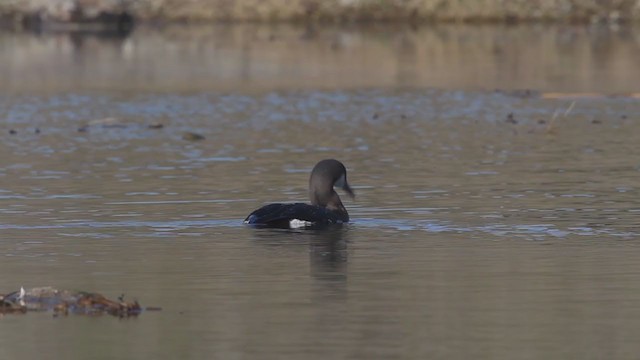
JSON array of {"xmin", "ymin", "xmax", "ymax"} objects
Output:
[
  {"xmin": 76, "ymin": 118, "xmax": 169, "ymax": 134},
  {"xmin": 513, "ymin": 89, "xmax": 536, "ymax": 98},
  {"xmin": 34, "ymin": 128, "xmax": 41, "ymax": 134},
  {"xmin": 493, "ymin": 89, "xmax": 538, "ymax": 98},
  {"xmin": 545, "ymin": 101, "xmax": 576, "ymax": 134},
  {"xmin": 9, "ymin": 129, "xmax": 17, "ymax": 135},
  {"xmin": 76, "ymin": 117, "xmax": 129, "ymax": 133},
  {"xmin": 88, "ymin": 117, "xmax": 127, "ymax": 129},
  {"xmin": 1, "ymin": 287, "xmax": 160, "ymax": 318},
  {"xmin": 542, "ymin": 92, "xmax": 640, "ymax": 99},
  {"xmin": 182, "ymin": 132, "xmax": 205, "ymax": 141},
  {"xmin": 541, "ymin": 92, "xmax": 604, "ymax": 99}
]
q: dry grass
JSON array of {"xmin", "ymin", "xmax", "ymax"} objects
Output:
[{"xmin": 2, "ymin": 0, "xmax": 640, "ymax": 22}]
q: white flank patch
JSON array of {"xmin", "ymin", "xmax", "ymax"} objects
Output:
[
  {"xmin": 289, "ymin": 219, "xmax": 313, "ymax": 228},
  {"xmin": 19, "ymin": 286, "xmax": 26, "ymax": 306}
]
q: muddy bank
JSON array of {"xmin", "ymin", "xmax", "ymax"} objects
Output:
[{"xmin": 1, "ymin": 0, "xmax": 639, "ymax": 29}]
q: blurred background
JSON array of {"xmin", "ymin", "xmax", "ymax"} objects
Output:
[{"xmin": 1, "ymin": 1, "xmax": 640, "ymax": 359}]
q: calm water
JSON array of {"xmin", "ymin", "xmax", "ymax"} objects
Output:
[{"xmin": 1, "ymin": 24, "xmax": 640, "ymax": 360}]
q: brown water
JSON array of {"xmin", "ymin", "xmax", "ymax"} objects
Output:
[{"xmin": 1, "ymin": 24, "xmax": 640, "ymax": 360}]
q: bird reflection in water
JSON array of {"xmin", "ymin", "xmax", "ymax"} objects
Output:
[
  {"xmin": 250, "ymin": 226, "xmax": 350, "ymax": 302},
  {"xmin": 308, "ymin": 227, "xmax": 349, "ymax": 302}
]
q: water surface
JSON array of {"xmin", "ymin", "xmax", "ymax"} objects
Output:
[
  {"xmin": 1, "ymin": 23, "xmax": 640, "ymax": 93},
  {"xmin": 1, "ymin": 24, "xmax": 640, "ymax": 360}
]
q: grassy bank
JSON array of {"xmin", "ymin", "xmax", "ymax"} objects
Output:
[
  {"xmin": 131, "ymin": 0, "xmax": 640, "ymax": 22},
  {"xmin": 1, "ymin": 0, "xmax": 639, "ymax": 24}
]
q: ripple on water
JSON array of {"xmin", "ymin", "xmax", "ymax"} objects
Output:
[
  {"xmin": 354, "ymin": 217, "xmax": 638, "ymax": 240},
  {"xmin": 197, "ymin": 156, "xmax": 247, "ymax": 162}
]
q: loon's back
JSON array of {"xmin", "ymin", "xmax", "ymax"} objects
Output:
[{"xmin": 244, "ymin": 203, "xmax": 349, "ymax": 229}]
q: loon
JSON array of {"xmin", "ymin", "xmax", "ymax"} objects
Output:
[{"xmin": 244, "ymin": 159, "xmax": 355, "ymax": 228}]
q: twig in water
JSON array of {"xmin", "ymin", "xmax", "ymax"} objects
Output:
[{"xmin": 546, "ymin": 100, "xmax": 576, "ymax": 134}]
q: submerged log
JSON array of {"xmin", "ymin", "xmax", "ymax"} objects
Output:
[{"xmin": 0, "ymin": 287, "xmax": 159, "ymax": 317}]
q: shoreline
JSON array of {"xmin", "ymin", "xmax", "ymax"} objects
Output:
[{"xmin": 1, "ymin": 0, "xmax": 639, "ymax": 31}]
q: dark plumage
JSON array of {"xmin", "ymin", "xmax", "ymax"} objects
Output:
[{"xmin": 244, "ymin": 159, "xmax": 355, "ymax": 228}]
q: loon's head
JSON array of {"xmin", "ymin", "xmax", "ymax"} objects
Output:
[{"xmin": 309, "ymin": 159, "xmax": 354, "ymax": 211}]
